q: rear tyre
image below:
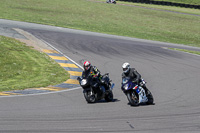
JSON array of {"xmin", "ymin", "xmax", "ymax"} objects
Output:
[
  {"xmin": 146, "ymin": 90, "xmax": 154, "ymax": 105},
  {"xmin": 105, "ymin": 91, "xmax": 113, "ymax": 102},
  {"xmin": 127, "ymin": 91, "xmax": 139, "ymax": 106}
]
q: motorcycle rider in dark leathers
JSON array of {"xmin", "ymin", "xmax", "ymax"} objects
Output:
[
  {"xmin": 121, "ymin": 62, "xmax": 149, "ymax": 94},
  {"xmin": 82, "ymin": 61, "xmax": 105, "ymax": 93}
]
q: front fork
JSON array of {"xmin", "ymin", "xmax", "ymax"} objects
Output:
[{"xmin": 89, "ymin": 88, "xmax": 94, "ymax": 96}]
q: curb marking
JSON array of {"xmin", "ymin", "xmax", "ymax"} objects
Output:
[
  {"xmin": 43, "ymin": 49, "xmax": 82, "ymax": 89},
  {"xmin": 63, "ymin": 67, "xmax": 82, "ymax": 72},
  {"xmin": 0, "ymin": 92, "xmax": 22, "ymax": 96},
  {"xmin": 0, "ymin": 49, "xmax": 82, "ymax": 96},
  {"xmin": 43, "ymin": 49, "xmax": 59, "ymax": 54},
  {"xmin": 58, "ymin": 63, "xmax": 78, "ymax": 68},
  {"xmin": 35, "ymin": 87, "xmax": 64, "ymax": 91},
  {"xmin": 64, "ymin": 79, "xmax": 79, "ymax": 84},
  {"xmin": 49, "ymin": 56, "xmax": 68, "ymax": 60},
  {"xmin": 67, "ymin": 71, "xmax": 82, "ymax": 76}
]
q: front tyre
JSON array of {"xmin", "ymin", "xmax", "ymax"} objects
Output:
[
  {"xmin": 105, "ymin": 91, "xmax": 113, "ymax": 102},
  {"xmin": 84, "ymin": 90, "xmax": 96, "ymax": 103},
  {"xmin": 127, "ymin": 91, "xmax": 139, "ymax": 106}
]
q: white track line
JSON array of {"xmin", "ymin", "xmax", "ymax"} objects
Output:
[
  {"xmin": 41, "ymin": 38, "xmax": 84, "ymax": 70},
  {"xmin": 0, "ymin": 87, "xmax": 82, "ymax": 98}
]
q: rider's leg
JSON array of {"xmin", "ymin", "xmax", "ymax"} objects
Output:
[{"xmin": 142, "ymin": 84, "xmax": 150, "ymax": 95}]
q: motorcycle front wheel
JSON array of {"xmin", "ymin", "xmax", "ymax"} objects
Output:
[
  {"xmin": 127, "ymin": 91, "xmax": 139, "ymax": 106},
  {"xmin": 84, "ymin": 90, "xmax": 96, "ymax": 103}
]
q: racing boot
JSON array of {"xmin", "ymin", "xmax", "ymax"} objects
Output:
[
  {"xmin": 99, "ymin": 85, "xmax": 106, "ymax": 98},
  {"xmin": 142, "ymin": 84, "xmax": 150, "ymax": 95}
]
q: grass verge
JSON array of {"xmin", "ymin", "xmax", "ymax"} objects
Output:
[
  {"xmin": 0, "ymin": 0, "xmax": 199, "ymax": 47},
  {"xmin": 0, "ymin": 36, "xmax": 69, "ymax": 92},
  {"xmin": 169, "ymin": 48, "xmax": 200, "ymax": 55},
  {"xmin": 115, "ymin": 0, "xmax": 200, "ymax": 15}
]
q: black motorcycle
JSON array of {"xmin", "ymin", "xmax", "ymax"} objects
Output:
[{"xmin": 77, "ymin": 73, "xmax": 114, "ymax": 103}]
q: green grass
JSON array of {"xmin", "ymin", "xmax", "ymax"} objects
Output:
[
  {"xmin": 101, "ymin": 0, "xmax": 200, "ymax": 16},
  {"xmin": 0, "ymin": 36, "xmax": 69, "ymax": 92},
  {"xmin": 169, "ymin": 48, "xmax": 200, "ymax": 55},
  {"xmin": 0, "ymin": 0, "xmax": 199, "ymax": 47},
  {"xmin": 0, "ymin": 0, "xmax": 199, "ymax": 91}
]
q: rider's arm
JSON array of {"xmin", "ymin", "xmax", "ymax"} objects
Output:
[
  {"xmin": 132, "ymin": 69, "xmax": 141, "ymax": 84},
  {"xmin": 121, "ymin": 73, "xmax": 124, "ymax": 84},
  {"xmin": 82, "ymin": 71, "xmax": 86, "ymax": 78},
  {"xmin": 93, "ymin": 66, "xmax": 100, "ymax": 77}
]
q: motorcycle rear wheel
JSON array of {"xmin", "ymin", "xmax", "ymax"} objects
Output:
[
  {"xmin": 127, "ymin": 91, "xmax": 139, "ymax": 106},
  {"xmin": 105, "ymin": 91, "xmax": 113, "ymax": 102},
  {"xmin": 146, "ymin": 90, "xmax": 154, "ymax": 105}
]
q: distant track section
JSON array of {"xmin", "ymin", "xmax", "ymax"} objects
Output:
[{"xmin": 120, "ymin": 0, "xmax": 200, "ymax": 9}]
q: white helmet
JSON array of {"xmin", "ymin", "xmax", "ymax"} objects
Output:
[{"xmin": 122, "ymin": 62, "xmax": 130, "ymax": 73}]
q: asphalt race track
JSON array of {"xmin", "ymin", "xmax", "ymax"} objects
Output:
[{"xmin": 0, "ymin": 19, "xmax": 200, "ymax": 133}]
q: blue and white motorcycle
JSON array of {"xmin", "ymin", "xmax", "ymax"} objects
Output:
[
  {"xmin": 121, "ymin": 77, "xmax": 154, "ymax": 106},
  {"xmin": 106, "ymin": 0, "xmax": 116, "ymax": 4}
]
